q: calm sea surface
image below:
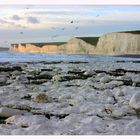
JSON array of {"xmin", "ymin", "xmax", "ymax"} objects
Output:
[{"xmin": 0, "ymin": 52, "xmax": 140, "ymax": 63}]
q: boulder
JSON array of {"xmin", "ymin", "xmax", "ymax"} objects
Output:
[
  {"xmin": 0, "ymin": 107, "xmax": 24, "ymax": 117},
  {"xmin": 129, "ymin": 93, "xmax": 140, "ymax": 111}
]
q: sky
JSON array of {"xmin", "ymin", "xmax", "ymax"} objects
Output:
[{"xmin": 0, "ymin": 5, "xmax": 140, "ymax": 48}]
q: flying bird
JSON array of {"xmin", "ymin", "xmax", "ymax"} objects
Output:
[
  {"xmin": 20, "ymin": 32, "xmax": 23, "ymax": 34},
  {"xmin": 70, "ymin": 21, "xmax": 73, "ymax": 23}
]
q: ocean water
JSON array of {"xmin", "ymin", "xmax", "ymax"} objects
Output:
[{"xmin": 0, "ymin": 52, "xmax": 140, "ymax": 63}]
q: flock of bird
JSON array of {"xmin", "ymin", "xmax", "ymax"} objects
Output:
[{"xmin": 3, "ymin": 6, "xmax": 100, "ymax": 44}]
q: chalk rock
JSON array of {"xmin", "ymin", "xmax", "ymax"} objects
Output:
[
  {"xmin": 52, "ymin": 75, "xmax": 62, "ymax": 81},
  {"xmin": 0, "ymin": 107, "xmax": 24, "ymax": 117},
  {"xmin": 132, "ymin": 74, "xmax": 140, "ymax": 84},
  {"xmin": 100, "ymin": 75, "xmax": 111, "ymax": 83},
  {"xmin": 129, "ymin": 93, "xmax": 140, "ymax": 111}
]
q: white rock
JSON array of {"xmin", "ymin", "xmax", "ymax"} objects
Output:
[
  {"xmin": 100, "ymin": 75, "xmax": 111, "ymax": 83},
  {"xmin": 83, "ymin": 71, "xmax": 96, "ymax": 76},
  {"xmin": 129, "ymin": 93, "xmax": 140, "ymax": 110},
  {"xmin": 51, "ymin": 75, "xmax": 62, "ymax": 81},
  {"xmin": 0, "ymin": 107, "xmax": 24, "ymax": 117},
  {"xmin": 115, "ymin": 89, "xmax": 124, "ymax": 97},
  {"xmin": 96, "ymin": 73, "xmax": 106, "ymax": 78},
  {"xmin": 132, "ymin": 74, "xmax": 140, "ymax": 83}
]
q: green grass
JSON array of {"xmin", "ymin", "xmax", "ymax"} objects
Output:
[
  {"xmin": 21, "ymin": 42, "xmax": 66, "ymax": 47},
  {"xmin": 119, "ymin": 30, "xmax": 140, "ymax": 34},
  {"xmin": 11, "ymin": 42, "xmax": 66, "ymax": 48},
  {"xmin": 11, "ymin": 36, "xmax": 100, "ymax": 47},
  {"xmin": 77, "ymin": 37, "xmax": 99, "ymax": 46}
]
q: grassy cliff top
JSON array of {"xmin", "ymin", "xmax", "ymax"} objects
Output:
[
  {"xmin": 12, "ymin": 42, "xmax": 66, "ymax": 47},
  {"xmin": 119, "ymin": 30, "xmax": 140, "ymax": 34},
  {"xmin": 11, "ymin": 37, "xmax": 99, "ymax": 47},
  {"xmin": 77, "ymin": 37, "xmax": 99, "ymax": 46}
]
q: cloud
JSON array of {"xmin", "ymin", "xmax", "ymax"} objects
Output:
[
  {"xmin": 12, "ymin": 14, "xmax": 21, "ymax": 20},
  {"xmin": 27, "ymin": 16, "xmax": 40, "ymax": 24},
  {"xmin": 0, "ymin": 19, "xmax": 16, "ymax": 27}
]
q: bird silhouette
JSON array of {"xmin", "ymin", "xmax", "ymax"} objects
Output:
[{"xmin": 70, "ymin": 21, "xmax": 73, "ymax": 23}]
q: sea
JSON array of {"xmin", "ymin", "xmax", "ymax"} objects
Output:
[{"xmin": 0, "ymin": 52, "xmax": 140, "ymax": 63}]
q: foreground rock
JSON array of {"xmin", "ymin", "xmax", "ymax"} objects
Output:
[
  {"xmin": 0, "ymin": 107, "xmax": 25, "ymax": 118},
  {"xmin": 0, "ymin": 60, "xmax": 140, "ymax": 135},
  {"xmin": 129, "ymin": 93, "xmax": 140, "ymax": 111}
]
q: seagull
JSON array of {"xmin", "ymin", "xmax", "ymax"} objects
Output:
[
  {"xmin": 20, "ymin": 32, "xmax": 23, "ymax": 34},
  {"xmin": 70, "ymin": 21, "xmax": 73, "ymax": 23}
]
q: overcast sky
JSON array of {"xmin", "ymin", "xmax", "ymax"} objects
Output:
[{"xmin": 0, "ymin": 5, "xmax": 140, "ymax": 47}]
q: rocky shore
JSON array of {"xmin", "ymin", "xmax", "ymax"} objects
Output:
[{"xmin": 0, "ymin": 60, "xmax": 140, "ymax": 135}]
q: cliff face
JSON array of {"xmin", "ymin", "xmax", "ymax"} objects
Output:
[
  {"xmin": 10, "ymin": 38, "xmax": 95, "ymax": 54},
  {"xmin": 95, "ymin": 32, "xmax": 140, "ymax": 55},
  {"xmin": 10, "ymin": 31, "xmax": 140, "ymax": 55},
  {"xmin": 61, "ymin": 38, "xmax": 95, "ymax": 54}
]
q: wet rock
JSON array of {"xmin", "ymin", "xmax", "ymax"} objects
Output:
[{"xmin": 0, "ymin": 107, "xmax": 25, "ymax": 117}]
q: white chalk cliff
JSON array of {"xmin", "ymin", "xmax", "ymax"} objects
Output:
[
  {"xmin": 10, "ymin": 38, "xmax": 95, "ymax": 54},
  {"xmin": 10, "ymin": 31, "xmax": 140, "ymax": 55},
  {"xmin": 95, "ymin": 32, "xmax": 140, "ymax": 55}
]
